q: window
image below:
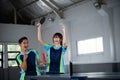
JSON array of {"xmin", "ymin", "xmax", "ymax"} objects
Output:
[
  {"xmin": 7, "ymin": 44, "xmax": 20, "ymax": 67},
  {"xmin": 77, "ymin": 37, "xmax": 103, "ymax": 55},
  {"xmin": 0, "ymin": 44, "xmax": 3, "ymax": 67}
]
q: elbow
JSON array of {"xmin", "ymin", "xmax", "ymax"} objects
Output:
[
  {"xmin": 20, "ymin": 65, "xmax": 27, "ymax": 71},
  {"xmin": 22, "ymin": 67, "xmax": 27, "ymax": 71},
  {"xmin": 38, "ymin": 39, "xmax": 40, "ymax": 42},
  {"xmin": 63, "ymin": 43, "xmax": 67, "ymax": 47},
  {"xmin": 23, "ymin": 68, "xmax": 27, "ymax": 71},
  {"xmin": 63, "ymin": 39, "xmax": 66, "ymax": 45},
  {"xmin": 38, "ymin": 38, "xmax": 42, "ymax": 43},
  {"xmin": 38, "ymin": 39, "xmax": 42, "ymax": 43},
  {"xmin": 38, "ymin": 39, "xmax": 44, "ymax": 45}
]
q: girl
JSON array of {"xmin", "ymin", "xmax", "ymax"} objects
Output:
[{"xmin": 37, "ymin": 22, "xmax": 67, "ymax": 74}]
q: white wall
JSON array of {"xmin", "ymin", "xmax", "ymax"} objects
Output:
[
  {"xmin": 41, "ymin": 0, "xmax": 120, "ymax": 64},
  {"xmin": 113, "ymin": 6, "xmax": 120, "ymax": 62},
  {"xmin": 0, "ymin": 0, "xmax": 120, "ymax": 65},
  {"xmin": 40, "ymin": 19, "xmax": 71, "ymax": 65},
  {"xmin": 0, "ymin": 24, "xmax": 42, "ymax": 55}
]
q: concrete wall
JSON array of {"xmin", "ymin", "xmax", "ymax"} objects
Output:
[
  {"xmin": 41, "ymin": 0, "xmax": 120, "ymax": 64},
  {"xmin": 0, "ymin": 1, "xmax": 120, "ymax": 79},
  {"xmin": 113, "ymin": 6, "xmax": 120, "ymax": 62},
  {"xmin": 0, "ymin": 23, "xmax": 42, "ymax": 55},
  {"xmin": 0, "ymin": 0, "xmax": 119, "ymax": 65}
]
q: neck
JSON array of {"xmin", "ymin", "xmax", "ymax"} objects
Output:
[
  {"xmin": 21, "ymin": 49, "xmax": 28, "ymax": 53},
  {"xmin": 54, "ymin": 44, "xmax": 61, "ymax": 48}
]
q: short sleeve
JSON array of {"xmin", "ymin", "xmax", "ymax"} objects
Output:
[
  {"xmin": 62, "ymin": 46, "xmax": 67, "ymax": 54},
  {"xmin": 36, "ymin": 51, "xmax": 40, "ymax": 60},
  {"xmin": 32, "ymin": 49, "xmax": 40, "ymax": 60},
  {"xmin": 16, "ymin": 54, "xmax": 22, "ymax": 65},
  {"xmin": 44, "ymin": 44, "xmax": 52, "ymax": 51}
]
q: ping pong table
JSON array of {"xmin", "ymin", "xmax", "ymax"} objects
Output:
[
  {"xmin": 25, "ymin": 74, "xmax": 86, "ymax": 80},
  {"xmin": 25, "ymin": 72, "xmax": 120, "ymax": 80},
  {"xmin": 74, "ymin": 72, "xmax": 120, "ymax": 80}
]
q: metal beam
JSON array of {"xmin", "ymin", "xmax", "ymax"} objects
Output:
[
  {"xmin": 9, "ymin": 0, "xmax": 30, "ymax": 24},
  {"xmin": 14, "ymin": 8, "xmax": 17, "ymax": 24},
  {"xmin": 41, "ymin": 0, "xmax": 64, "ymax": 19},
  {"xmin": 61, "ymin": 0, "xmax": 86, "ymax": 11},
  {"xmin": 17, "ymin": 0, "xmax": 39, "ymax": 12},
  {"xmin": 32, "ymin": 0, "xmax": 87, "ymax": 20},
  {"xmin": 8, "ymin": 0, "xmax": 17, "ymax": 24}
]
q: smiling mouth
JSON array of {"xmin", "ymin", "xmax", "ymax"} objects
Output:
[
  {"xmin": 54, "ymin": 41, "xmax": 59, "ymax": 42},
  {"xmin": 24, "ymin": 46, "xmax": 28, "ymax": 49}
]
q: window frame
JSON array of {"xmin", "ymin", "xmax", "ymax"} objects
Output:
[
  {"xmin": 0, "ymin": 51, "xmax": 3, "ymax": 68},
  {"xmin": 0, "ymin": 44, "xmax": 3, "ymax": 68},
  {"xmin": 8, "ymin": 51, "xmax": 20, "ymax": 67},
  {"xmin": 7, "ymin": 43, "xmax": 20, "ymax": 67}
]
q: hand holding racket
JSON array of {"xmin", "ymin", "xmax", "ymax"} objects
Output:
[{"xmin": 42, "ymin": 52, "xmax": 47, "ymax": 63}]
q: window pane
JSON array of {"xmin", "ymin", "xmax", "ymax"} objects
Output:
[
  {"xmin": 8, "ymin": 61, "xmax": 18, "ymax": 67},
  {"xmin": 0, "ymin": 44, "xmax": 2, "ymax": 67},
  {"xmin": 0, "ymin": 44, "xmax": 2, "ymax": 52},
  {"xmin": 8, "ymin": 44, "xmax": 20, "ymax": 67},
  {"xmin": 0, "ymin": 61, "xmax": 1, "ymax": 67},
  {"xmin": 0, "ymin": 44, "xmax": 2, "ymax": 59},
  {"xmin": 0, "ymin": 53, "xmax": 1, "ymax": 59},
  {"xmin": 8, "ymin": 44, "xmax": 20, "ymax": 51},
  {"xmin": 77, "ymin": 37, "xmax": 103, "ymax": 54},
  {"xmin": 8, "ymin": 53, "xmax": 19, "ymax": 58}
]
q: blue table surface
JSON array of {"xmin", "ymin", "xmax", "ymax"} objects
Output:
[
  {"xmin": 26, "ymin": 72, "xmax": 120, "ymax": 79},
  {"xmin": 73, "ymin": 72, "xmax": 120, "ymax": 79}
]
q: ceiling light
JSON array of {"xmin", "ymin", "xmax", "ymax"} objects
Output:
[
  {"xmin": 93, "ymin": 0, "xmax": 106, "ymax": 9},
  {"xmin": 48, "ymin": 17, "xmax": 54, "ymax": 21}
]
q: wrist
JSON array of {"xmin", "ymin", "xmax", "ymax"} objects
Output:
[
  {"xmin": 37, "ymin": 27, "xmax": 41, "ymax": 29},
  {"xmin": 23, "ymin": 59, "xmax": 27, "ymax": 62},
  {"xmin": 62, "ymin": 30, "xmax": 65, "ymax": 33}
]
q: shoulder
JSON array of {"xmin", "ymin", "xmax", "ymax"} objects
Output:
[
  {"xmin": 61, "ymin": 46, "xmax": 67, "ymax": 53},
  {"xmin": 27, "ymin": 49, "xmax": 39, "ymax": 56},
  {"xmin": 44, "ymin": 43, "xmax": 52, "ymax": 47},
  {"xmin": 16, "ymin": 53, "xmax": 22, "ymax": 60},
  {"xmin": 28, "ymin": 49, "xmax": 38, "ymax": 53},
  {"xmin": 44, "ymin": 43, "xmax": 52, "ymax": 51},
  {"xmin": 62, "ymin": 46, "xmax": 67, "ymax": 50},
  {"xmin": 17, "ymin": 53, "xmax": 22, "ymax": 57}
]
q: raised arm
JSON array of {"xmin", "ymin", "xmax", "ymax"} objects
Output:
[
  {"xmin": 37, "ymin": 22, "xmax": 46, "ymax": 46},
  {"xmin": 61, "ymin": 25, "xmax": 67, "ymax": 48},
  {"xmin": 38, "ymin": 59, "xmax": 46, "ymax": 67}
]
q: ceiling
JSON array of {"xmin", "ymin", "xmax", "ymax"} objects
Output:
[{"xmin": 0, "ymin": 0, "xmax": 86, "ymax": 25}]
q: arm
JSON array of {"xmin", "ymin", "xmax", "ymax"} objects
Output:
[
  {"xmin": 38, "ymin": 59, "xmax": 46, "ymax": 67},
  {"xmin": 37, "ymin": 22, "xmax": 46, "ymax": 46},
  {"xmin": 61, "ymin": 25, "xmax": 67, "ymax": 48},
  {"xmin": 35, "ymin": 50, "xmax": 46, "ymax": 67},
  {"xmin": 20, "ymin": 54, "xmax": 28, "ymax": 71}
]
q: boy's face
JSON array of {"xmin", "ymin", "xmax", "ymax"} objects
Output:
[
  {"xmin": 20, "ymin": 39, "xmax": 29, "ymax": 52},
  {"xmin": 53, "ymin": 36, "xmax": 61, "ymax": 45}
]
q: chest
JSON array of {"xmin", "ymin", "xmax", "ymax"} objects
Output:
[
  {"xmin": 50, "ymin": 47, "xmax": 62, "ymax": 60},
  {"xmin": 20, "ymin": 52, "xmax": 36, "ymax": 64}
]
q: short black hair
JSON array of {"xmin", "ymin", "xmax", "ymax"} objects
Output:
[{"xmin": 18, "ymin": 36, "xmax": 28, "ymax": 44}]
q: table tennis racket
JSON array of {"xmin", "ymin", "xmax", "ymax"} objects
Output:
[{"xmin": 42, "ymin": 52, "xmax": 47, "ymax": 63}]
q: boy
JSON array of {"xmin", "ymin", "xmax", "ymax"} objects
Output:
[{"xmin": 16, "ymin": 37, "xmax": 45, "ymax": 80}]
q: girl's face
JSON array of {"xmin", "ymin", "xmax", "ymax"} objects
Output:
[{"xmin": 53, "ymin": 36, "xmax": 61, "ymax": 45}]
